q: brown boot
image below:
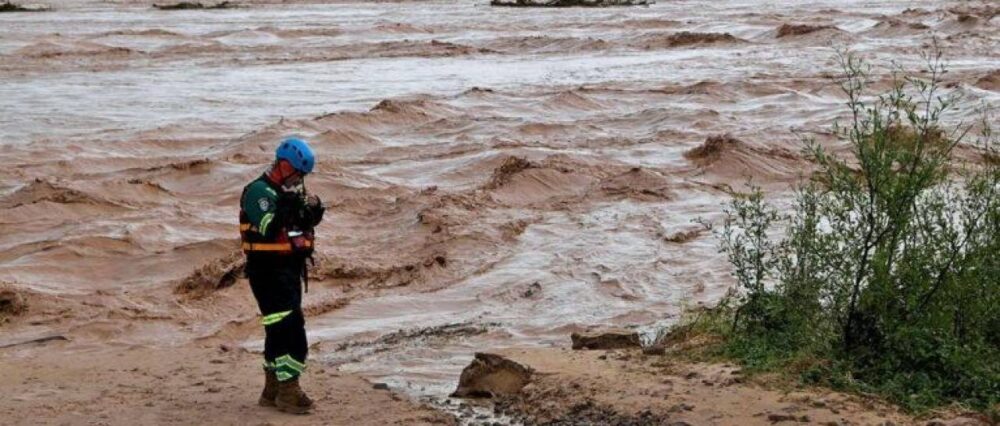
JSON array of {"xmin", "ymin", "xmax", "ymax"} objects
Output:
[
  {"xmin": 275, "ymin": 377, "xmax": 314, "ymax": 414},
  {"xmin": 258, "ymin": 369, "xmax": 278, "ymax": 407}
]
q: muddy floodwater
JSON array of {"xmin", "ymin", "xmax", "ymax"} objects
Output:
[{"xmin": 1, "ymin": 0, "xmax": 997, "ymax": 417}]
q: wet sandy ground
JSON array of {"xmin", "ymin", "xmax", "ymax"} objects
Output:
[
  {"xmin": 489, "ymin": 347, "xmax": 919, "ymax": 425},
  {"xmin": 0, "ymin": 343, "xmax": 454, "ymax": 425},
  {"xmin": 0, "ymin": 0, "xmax": 997, "ymax": 423}
]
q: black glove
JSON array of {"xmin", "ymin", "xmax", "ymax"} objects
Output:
[{"xmin": 303, "ymin": 195, "xmax": 325, "ymax": 227}]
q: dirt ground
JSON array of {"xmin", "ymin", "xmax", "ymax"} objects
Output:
[
  {"xmin": 486, "ymin": 347, "xmax": 989, "ymax": 426},
  {"xmin": 0, "ymin": 342, "xmax": 455, "ymax": 425},
  {"xmin": 2, "ymin": 339, "xmax": 991, "ymax": 425}
]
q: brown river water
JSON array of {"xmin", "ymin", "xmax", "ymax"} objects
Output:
[{"xmin": 1, "ymin": 0, "xmax": 997, "ymax": 411}]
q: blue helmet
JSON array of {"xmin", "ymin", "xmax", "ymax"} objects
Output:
[{"xmin": 275, "ymin": 137, "xmax": 315, "ymax": 174}]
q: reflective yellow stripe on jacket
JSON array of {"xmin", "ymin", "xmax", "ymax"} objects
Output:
[
  {"xmin": 238, "ymin": 214, "xmax": 273, "ymax": 234},
  {"xmin": 259, "ymin": 213, "xmax": 275, "ymax": 235}
]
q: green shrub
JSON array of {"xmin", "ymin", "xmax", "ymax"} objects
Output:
[{"xmin": 697, "ymin": 49, "xmax": 1000, "ymax": 412}]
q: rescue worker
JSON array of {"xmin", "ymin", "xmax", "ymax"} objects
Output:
[{"xmin": 239, "ymin": 137, "xmax": 324, "ymax": 414}]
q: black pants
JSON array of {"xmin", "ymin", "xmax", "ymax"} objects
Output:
[{"xmin": 247, "ymin": 255, "xmax": 307, "ymax": 381}]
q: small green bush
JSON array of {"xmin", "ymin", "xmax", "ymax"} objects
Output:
[{"xmin": 694, "ymin": 49, "xmax": 1000, "ymax": 413}]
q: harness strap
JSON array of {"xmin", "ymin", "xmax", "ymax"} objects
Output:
[{"xmin": 242, "ymin": 242, "xmax": 295, "ymax": 252}]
